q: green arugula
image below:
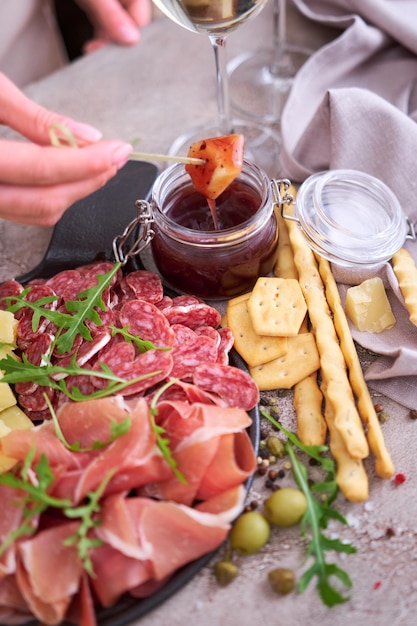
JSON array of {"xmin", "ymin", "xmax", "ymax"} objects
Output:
[
  {"xmin": 262, "ymin": 410, "xmax": 356, "ymax": 607},
  {"xmin": 150, "ymin": 379, "xmax": 187, "ymax": 484},
  {"xmin": 0, "ymin": 436, "xmax": 119, "ymax": 577},
  {"xmin": 63, "ymin": 468, "xmax": 117, "ymax": 577},
  {"xmin": 110, "ymin": 324, "xmax": 159, "ymax": 353},
  {"xmin": 0, "ymin": 352, "xmax": 162, "ymax": 401},
  {"xmin": 4, "ymin": 263, "xmax": 122, "ymax": 355}
]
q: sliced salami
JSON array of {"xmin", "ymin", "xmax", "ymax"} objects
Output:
[
  {"xmin": 46, "ymin": 270, "xmax": 85, "ymax": 301},
  {"xmin": 56, "ymin": 330, "xmax": 112, "ymax": 370},
  {"xmin": 170, "ymin": 334, "xmax": 219, "ymax": 380},
  {"xmin": 0, "ymin": 279, "xmax": 23, "ymax": 309},
  {"xmin": 118, "ymin": 299, "xmax": 175, "ymax": 348},
  {"xmin": 18, "ymin": 385, "xmax": 55, "ymax": 413},
  {"xmin": 193, "ymin": 363, "xmax": 259, "ymax": 410},
  {"xmin": 162, "ymin": 302, "xmax": 221, "ymax": 330},
  {"xmin": 124, "ymin": 270, "xmax": 164, "ymax": 304},
  {"xmin": 217, "ymin": 327, "xmax": 234, "ymax": 365}
]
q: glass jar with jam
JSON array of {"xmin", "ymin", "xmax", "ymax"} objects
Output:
[{"xmin": 149, "ymin": 160, "xmax": 279, "ymax": 299}]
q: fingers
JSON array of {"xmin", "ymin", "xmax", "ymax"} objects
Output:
[
  {"xmin": 0, "ymin": 72, "xmax": 103, "ymax": 147},
  {"xmin": 0, "ymin": 168, "xmax": 119, "ymax": 227},
  {"xmin": 77, "ymin": 0, "xmax": 151, "ymax": 47},
  {"xmin": 0, "ymin": 140, "xmax": 132, "ymax": 186}
]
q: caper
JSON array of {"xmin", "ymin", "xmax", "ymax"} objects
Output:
[
  {"xmin": 214, "ymin": 560, "xmax": 239, "ymax": 587},
  {"xmin": 229, "ymin": 510, "xmax": 270, "ymax": 555},
  {"xmin": 266, "ymin": 435, "xmax": 286, "ymax": 458},
  {"xmin": 268, "ymin": 568, "xmax": 296, "ymax": 595},
  {"xmin": 264, "ymin": 487, "xmax": 307, "ymax": 527}
]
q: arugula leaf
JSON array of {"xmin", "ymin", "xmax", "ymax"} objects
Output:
[
  {"xmin": 262, "ymin": 410, "xmax": 356, "ymax": 607},
  {"xmin": 150, "ymin": 379, "xmax": 187, "ymax": 484},
  {"xmin": 110, "ymin": 324, "xmax": 158, "ymax": 353},
  {"xmin": 3, "ymin": 263, "xmax": 122, "ymax": 355},
  {"xmin": 0, "ymin": 352, "xmax": 162, "ymax": 401},
  {"xmin": 63, "ymin": 468, "xmax": 117, "ymax": 577},
  {"xmin": 0, "ymin": 451, "xmax": 72, "ymax": 557}
]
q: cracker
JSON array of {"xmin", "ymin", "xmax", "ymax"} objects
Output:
[
  {"xmin": 227, "ymin": 298, "xmax": 287, "ymax": 367},
  {"xmin": 249, "ymin": 333, "xmax": 319, "ymax": 390},
  {"xmin": 247, "ymin": 276, "xmax": 307, "ymax": 337}
]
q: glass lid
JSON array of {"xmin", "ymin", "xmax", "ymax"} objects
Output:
[{"xmin": 294, "ymin": 169, "xmax": 408, "ymax": 265}]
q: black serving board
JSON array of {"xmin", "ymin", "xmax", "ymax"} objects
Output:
[
  {"xmin": 5, "ymin": 161, "xmax": 260, "ymax": 626},
  {"xmin": 16, "ymin": 160, "xmax": 159, "ymax": 284}
]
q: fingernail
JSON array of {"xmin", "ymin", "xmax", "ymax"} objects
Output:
[
  {"xmin": 112, "ymin": 143, "xmax": 133, "ymax": 168},
  {"xmin": 118, "ymin": 24, "xmax": 139, "ymax": 44},
  {"xmin": 66, "ymin": 120, "xmax": 103, "ymax": 143}
]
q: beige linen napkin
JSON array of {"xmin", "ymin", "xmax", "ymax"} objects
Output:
[{"xmin": 281, "ymin": 0, "xmax": 417, "ymax": 408}]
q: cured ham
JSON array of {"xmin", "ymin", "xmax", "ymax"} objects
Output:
[
  {"xmin": 0, "ymin": 262, "xmax": 259, "ymax": 625},
  {"xmin": 0, "ymin": 393, "xmax": 256, "ymax": 625}
]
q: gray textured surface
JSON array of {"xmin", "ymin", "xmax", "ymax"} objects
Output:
[{"xmin": 0, "ymin": 4, "xmax": 415, "ymax": 626}]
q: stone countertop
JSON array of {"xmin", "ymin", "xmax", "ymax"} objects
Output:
[{"xmin": 0, "ymin": 3, "xmax": 415, "ymax": 626}]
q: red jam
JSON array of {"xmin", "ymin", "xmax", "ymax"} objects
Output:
[{"xmin": 150, "ymin": 161, "xmax": 279, "ymax": 300}]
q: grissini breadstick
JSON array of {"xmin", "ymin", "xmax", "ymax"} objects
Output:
[
  {"xmin": 316, "ymin": 254, "xmax": 394, "ymax": 479},
  {"xmin": 392, "ymin": 247, "xmax": 417, "ymax": 326},
  {"xmin": 323, "ymin": 386, "xmax": 369, "ymax": 502},
  {"xmin": 274, "ymin": 207, "xmax": 326, "ymax": 447},
  {"xmin": 285, "ymin": 203, "xmax": 369, "ymax": 460}
]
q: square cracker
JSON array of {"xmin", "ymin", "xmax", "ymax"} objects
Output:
[
  {"xmin": 227, "ymin": 298, "xmax": 288, "ymax": 367},
  {"xmin": 249, "ymin": 333, "xmax": 320, "ymax": 390},
  {"xmin": 247, "ymin": 277, "xmax": 307, "ymax": 337}
]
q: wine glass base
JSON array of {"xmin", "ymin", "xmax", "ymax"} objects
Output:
[
  {"xmin": 168, "ymin": 121, "xmax": 281, "ymax": 178},
  {"xmin": 228, "ymin": 45, "xmax": 312, "ymax": 124}
]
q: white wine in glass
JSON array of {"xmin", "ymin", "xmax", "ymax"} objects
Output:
[
  {"xmin": 228, "ymin": 0, "xmax": 312, "ymax": 124},
  {"xmin": 152, "ymin": 0, "xmax": 280, "ymax": 175}
]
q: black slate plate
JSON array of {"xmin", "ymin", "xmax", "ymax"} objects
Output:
[
  {"xmin": 16, "ymin": 160, "xmax": 159, "ymax": 284},
  {"xmin": 4, "ymin": 160, "xmax": 260, "ymax": 626}
]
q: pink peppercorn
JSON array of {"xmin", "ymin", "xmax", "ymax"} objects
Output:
[
  {"xmin": 373, "ymin": 581, "xmax": 382, "ymax": 590},
  {"xmin": 394, "ymin": 473, "xmax": 406, "ymax": 485}
]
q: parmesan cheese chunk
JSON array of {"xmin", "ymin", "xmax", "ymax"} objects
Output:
[{"xmin": 345, "ymin": 277, "xmax": 396, "ymax": 333}]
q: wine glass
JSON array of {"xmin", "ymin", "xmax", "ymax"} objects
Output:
[
  {"xmin": 151, "ymin": 0, "xmax": 280, "ymax": 176},
  {"xmin": 228, "ymin": 0, "xmax": 312, "ymax": 125}
]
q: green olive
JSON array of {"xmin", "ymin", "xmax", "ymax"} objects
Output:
[
  {"xmin": 214, "ymin": 560, "xmax": 239, "ymax": 587},
  {"xmin": 268, "ymin": 568, "xmax": 296, "ymax": 595},
  {"xmin": 264, "ymin": 488, "xmax": 307, "ymax": 527},
  {"xmin": 229, "ymin": 510, "xmax": 270, "ymax": 555}
]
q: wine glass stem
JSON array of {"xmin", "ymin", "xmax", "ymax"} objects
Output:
[
  {"xmin": 270, "ymin": 0, "xmax": 288, "ymax": 76},
  {"xmin": 209, "ymin": 35, "xmax": 232, "ymax": 135}
]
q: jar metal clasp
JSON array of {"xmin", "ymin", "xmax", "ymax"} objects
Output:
[
  {"xmin": 113, "ymin": 199, "xmax": 155, "ymax": 264},
  {"xmin": 405, "ymin": 216, "xmax": 417, "ymax": 241},
  {"xmin": 271, "ymin": 178, "xmax": 298, "ymax": 223}
]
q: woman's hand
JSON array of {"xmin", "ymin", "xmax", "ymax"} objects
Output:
[
  {"xmin": 0, "ymin": 73, "xmax": 132, "ymax": 226},
  {"xmin": 75, "ymin": 0, "xmax": 152, "ymax": 53}
]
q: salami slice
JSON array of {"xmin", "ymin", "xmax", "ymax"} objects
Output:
[
  {"xmin": 0, "ymin": 279, "xmax": 23, "ymax": 309},
  {"xmin": 124, "ymin": 271, "xmax": 164, "ymax": 304},
  {"xmin": 170, "ymin": 334, "xmax": 219, "ymax": 380},
  {"xmin": 193, "ymin": 363, "xmax": 259, "ymax": 410},
  {"xmin": 92, "ymin": 341, "xmax": 136, "ymax": 389},
  {"xmin": 217, "ymin": 327, "xmax": 234, "ymax": 365},
  {"xmin": 118, "ymin": 299, "xmax": 175, "ymax": 348},
  {"xmin": 162, "ymin": 302, "xmax": 221, "ymax": 330},
  {"xmin": 18, "ymin": 385, "xmax": 55, "ymax": 413},
  {"xmin": 46, "ymin": 270, "xmax": 85, "ymax": 301},
  {"xmin": 57, "ymin": 330, "xmax": 112, "ymax": 370}
]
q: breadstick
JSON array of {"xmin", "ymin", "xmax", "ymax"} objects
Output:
[
  {"xmin": 392, "ymin": 248, "xmax": 417, "ymax": 326},
  {"xmin": 285, "ymin": 204, "xmax": 369, "ymax": 460},
  {"xmin": 317, "ymin": 255, "xmax": 394, "ymax": 479},
  {"xmin": 274, "ymin": 206, "xmax": 326, "ymax": 446},
  {"xmin": 323, "ymin": 386, "xmax": 369, "ymax": 502}
]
